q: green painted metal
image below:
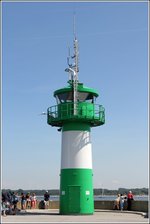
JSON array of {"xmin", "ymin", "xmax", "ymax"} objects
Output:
[
  {"xmin": 62, "ymin": 122, "xmax": 91, "ymax": 131},
  {"xmin": 47, "ymin": 102, "xmax": 105, "ymax": 127},
  {"xmin": 54, "ymin": 82, "xmax": 99, "ymax": 97},
  {"xmin": 60, "ymin": 168, "xmax": 94, "ymax": 214},
  {"xmin": 58, "ymin": 102, "xmax": 94, "ymax": 118}
]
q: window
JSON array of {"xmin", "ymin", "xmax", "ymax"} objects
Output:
[
  {"xmin": 56, "ymin": 92, "xmax": 73, "ymax": 103},
  {"xmin": 55, "ymin": 92, "xmax": 96, "ymax": 103}
]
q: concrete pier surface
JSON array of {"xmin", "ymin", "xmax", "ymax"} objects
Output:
[{"xmin": 1, "ymin": 209, "xmax": 149, "ymax": 223}]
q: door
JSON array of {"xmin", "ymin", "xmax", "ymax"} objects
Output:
[{"xmin": 68, "ymin": 186, "xmax": 80, "ymax": 213}]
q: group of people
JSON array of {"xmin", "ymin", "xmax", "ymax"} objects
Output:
[
  {"xmin": 20, "ymin": 192, "xmax": 37, "ymax": 210},
  {"xmin": 1, "ymin": 191, "xmax": 19, "ymax": 216},
  {"xmin": 113, "ymin": 191, "xmax": 134, "ymax": 211},
  {"xmin": 1, "ymin": 190, "xmax": 50, "ymax": 216}
]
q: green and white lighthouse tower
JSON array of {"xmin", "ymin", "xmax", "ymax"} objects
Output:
[{"xmin": 47, "ymin": 32, "xmax": 105, "ymax": 215}]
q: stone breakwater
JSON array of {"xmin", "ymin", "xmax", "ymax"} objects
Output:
[{"xmin": 17, "ymin": 200, "xmax": 148, "ymax": 213}]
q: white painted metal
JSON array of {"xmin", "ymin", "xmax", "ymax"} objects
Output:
[{"xmin": 61, "ymin": 131, "xmax": 92, "ymax": 169}]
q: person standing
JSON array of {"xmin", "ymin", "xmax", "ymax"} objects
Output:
[
  {"xmin": 113, "ymin": 194, "xmax": 120, "ymax": 210},
  {"xmin": 1, "ymin": 193, "xmax": 7, "ymax": 217},
  {"xmin": 123, "ymin": 193, "xmax": 128, "ymax": 210},
  {"xmin": 31, "ymin": 193, "xmax": 37, "ymax": 209},
  {"xmin": 26, "ymin": 192, "xmax": 31, "ymax": 209},
  {"xmin": 44, "ymin": 191, "xmax": 50, "ymax": 209},
  {"xmin": 127, "ymin": 191, "xmax": 134, "ymax": 211},
  {"xmin": 20, "ymin": 192, "xmax": 26, "ymax": 210},
  {"xmin": 120, "ymin": 194, "xmax": 125, "ymax": 211},
  {"xmin": 12, "ymin": 192, "xmax": 19, "ymax": 215}
]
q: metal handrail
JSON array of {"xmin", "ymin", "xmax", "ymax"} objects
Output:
[{"xmin": 47, "ymin": 103, "xmax": 105, "ymax": 123}]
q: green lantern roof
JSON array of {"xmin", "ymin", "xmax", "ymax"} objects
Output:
[{"xmin": 54, "ymin": 82, "xmax": 99, "ymax": 97}]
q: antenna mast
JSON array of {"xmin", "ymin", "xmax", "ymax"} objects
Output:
[{"xmin": 65, "ymin": 14, "xmax": 79, "ymax": 115}]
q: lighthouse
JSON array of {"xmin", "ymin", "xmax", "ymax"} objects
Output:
[{"xmin": 47, "ymin": 32, "xmax": 105, "ymax": 215}]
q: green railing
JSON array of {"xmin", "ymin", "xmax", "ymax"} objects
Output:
[{"xmin": 47, "ymin": 102, "xmax": 105, "ymax": 127}]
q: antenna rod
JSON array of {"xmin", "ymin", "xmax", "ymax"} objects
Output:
[
  {"xmin": 73, "ymin": 13, "xmax": 79, "ymax": 77},
  {"xmin": 73, "ymin": 13, "xmax": 76, "ymax": 39}
]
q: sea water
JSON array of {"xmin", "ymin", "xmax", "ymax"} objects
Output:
[{"xmin": 35, "ymin": 195, "xmax": 148, "ymax": 202}]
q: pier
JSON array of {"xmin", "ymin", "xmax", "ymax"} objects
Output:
[
  {"xmin": 1, "ymin": 209, "xmax": 148, "ymax": 223},
  {"xmin": 1, "ymin": 200, "xmax": 149, "ymax": 223}
]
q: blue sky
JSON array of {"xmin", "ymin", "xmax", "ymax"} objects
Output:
[{"xmin": 2, "ymin": 1, "xmax": 148, "ymax": 190}]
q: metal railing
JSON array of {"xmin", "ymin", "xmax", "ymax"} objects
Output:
[{"xmin": 47, "ymin": 102, "xmax": 105, "ymax": 126}]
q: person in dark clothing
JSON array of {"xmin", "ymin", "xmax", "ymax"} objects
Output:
[
  {"xmin": 44, "ymin": 191, "xmax": 50, "ymax": 209},
  {"xmin": 2, "ymin": 192, "xmax": 9, "ymax": 215},
  {"xmin": 21, "ymin": 192, "xmax": 26, "ymax": 210},
  {"xmin": 7, "ymin": 191, "xmax": 12, "ymax": 203},
  {"xmin": 12, "ymin": 192, "xmax": 19, "ymax": 214},
  {"xmin": 2, "ymin": 192, "xmax": 11, "ymax": 204},
  {"xmin": 127, "ymin": 191, "xmax": 134, "ymax": 211}
]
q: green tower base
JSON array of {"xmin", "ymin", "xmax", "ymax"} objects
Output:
[{"xmin": 59, "ymin": 168, "xmax": 94, "ymax": 215}]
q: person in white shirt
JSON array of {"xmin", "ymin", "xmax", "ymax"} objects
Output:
[
  {"xmin": 31, "ymin": 193, "xmax": 37, "ymax": 209},
  {"xmin": 120, "ymin": 194, "xmax": 125, "ymax": 211}
]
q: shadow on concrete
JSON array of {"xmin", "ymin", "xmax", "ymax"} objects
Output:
[
  {"xmin": 94, "ymin": 209, "xmax": 148, "ymax": 218},
  {"xmin": 16, "ymin": 210, "xmax": 60, "ymax": 216}
]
